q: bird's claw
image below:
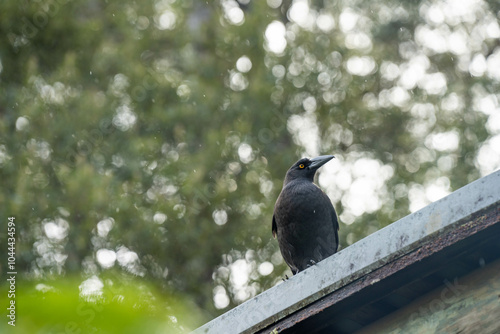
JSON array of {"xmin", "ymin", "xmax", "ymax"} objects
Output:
[
  {"xmin": 307, "ymin": 259, "xmax": 317, "ymax": 267},
  {"xmin": 282, "ymin": 274, "xmax": 289, "ymax": 281}
]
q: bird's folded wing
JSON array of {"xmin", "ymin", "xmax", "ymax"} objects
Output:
[{"xmin": 272, "ymin": 214, "xmax": 277, "ymax": 238}]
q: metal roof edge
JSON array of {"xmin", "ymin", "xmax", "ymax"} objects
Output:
[{"xmin": 194, "ymin": 170, "xmax": 500, "ymax": 334}]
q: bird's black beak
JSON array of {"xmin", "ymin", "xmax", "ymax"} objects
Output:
[{"xmin": 309, "ymin": 155, "xmax": 335, "ymax": 169}]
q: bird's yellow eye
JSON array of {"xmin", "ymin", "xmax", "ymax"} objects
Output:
[{"xmin": 299, "ymin": 164, "xmax": 305, "ymax": 169}]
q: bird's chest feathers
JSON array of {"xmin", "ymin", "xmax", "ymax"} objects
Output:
[{"xmin": 276, "ymin": 183, "xmax": 329, "ymax": 226}]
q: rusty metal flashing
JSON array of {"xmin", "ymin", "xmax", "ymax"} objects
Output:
[{"xmin": 194, "ymin": 170, "xmax": 500, "ymax": 334}]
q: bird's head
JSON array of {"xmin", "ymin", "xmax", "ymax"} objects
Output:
[{"xmin": 284, "ymin": 155, "xmax": 335, "ymax": 185}]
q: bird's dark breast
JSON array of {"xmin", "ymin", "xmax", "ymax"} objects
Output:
[{"xmin": 274, "ymin": 181, "xmax": 338, "ymax": 272}]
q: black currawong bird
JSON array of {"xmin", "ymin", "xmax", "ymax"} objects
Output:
[{"xmin": 272, "ymin": 155, "xmax": 339, "ymax": 275}]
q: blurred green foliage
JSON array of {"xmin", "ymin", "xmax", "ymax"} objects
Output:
[
  {"xmin": 0, "ymin": 0, "xmax": 499, "ymax": 329},
  {"xmin": 0, "ymin": 274, "xmax": 204, "ymax": 333}
]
